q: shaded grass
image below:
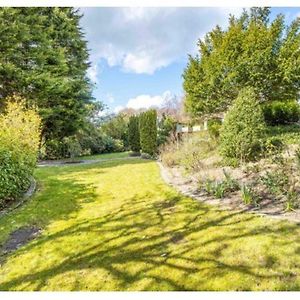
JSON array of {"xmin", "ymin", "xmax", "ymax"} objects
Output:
[
  {"xmin": 1, "ymin": 158, "xmax": 300, "ymax": 290},
  {"xmin": 75, "ymin": 151, "xmax": 129, "ymax": 161}
]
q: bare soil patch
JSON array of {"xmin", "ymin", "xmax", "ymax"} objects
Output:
[{"xmin": 1, "ymin": 226, "xmax": 41, "ymax": 254}]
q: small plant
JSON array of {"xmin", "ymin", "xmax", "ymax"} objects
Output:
[
  {"xmin": 241, "ymin": 185, "xmax": 256, "ymax": 205},
  {"xmin": 285, "ymin": 191, "xmax": 298, "ymax": 212},
  {"xmin": 260, "ymin": 170, "xmax": 288, "ymax": 196},
  {"xmin": 203, "ymin": 179, "xmax": 215, "ymax": 195},
  {"xmin": 223, "ymin": 169, "xmax": 240, "ymax": 192},
  {"xmin": 212, "ymin": 182, "xmax": 226, "ymax": 199}
]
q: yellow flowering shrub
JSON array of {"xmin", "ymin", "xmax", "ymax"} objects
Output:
[{"xmin": 0, "ymin": 95, "xmax": 41, "ymax": 207}]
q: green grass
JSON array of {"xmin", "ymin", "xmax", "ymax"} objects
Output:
[
  {"xmin": 266, "ymin": 124, "xmax": 300, "ymax": 145},
  {"xmin": 1, "ymin": 158, "xmax": 300, "ymax": 290},
  {"xmin": 75, "ymin": 151, "xmax": 129, "ymax": 161}
]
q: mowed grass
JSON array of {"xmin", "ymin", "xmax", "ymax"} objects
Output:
[
  {"xmin": 75, "ymin": 151, "xmax": 130, "ymax": 161},
  {"xmin": 1, "ymin": 158, "xmax": 300, "ymax": 290}
]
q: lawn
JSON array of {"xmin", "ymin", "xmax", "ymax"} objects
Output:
[
  {"xmin": 1, "ymin": 157, "xmax": 300, "ymax": 291},
  {"xmin": 75, "ymin": 151, "xmax": 130, "ymax": 161}
]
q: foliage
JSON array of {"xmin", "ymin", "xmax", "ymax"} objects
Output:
[
  {"xmin": 266, "ymin": 124, "xmax": 300, "ymax": 145},
  {"xmin": 76, "ymin": 125, "xmax": 106, "ymax": 156},
  {"xmin": 183, "ymin": 8, "xmax": 300, "ymax": 116},
  {"xmin": 0, "ymin": 96, "xmax": 41, "ymax": 207},
  {"xmin": 241, "ymin": 185, "xmax": 257, "ymax": 205},
  {"xmin": 262, "ymin": 136, "xmax": 285, "ymax": 156},
  {"xmin": 219, "ymin": 87, "xmax": 267, "ymax": 164},
  {"xmin": 101, "ymin": 113, "xmax": 129, "ymax": 148},
  {"xmin": 0, "ymin": 8, "xmax": 95, "ymax": 142},
  {"xmin": 139, "ymin": 109, "xmax": 158, "ymax": 156},
  {"xmin": 128, "ymin": 115, "xmax": 140, "ymax": 152},
  {"xmin": 64, "ymin": 136, "xmax": 82, "ymax": 160},
  {"xmin": 102, "ymin": 136, "xmax": 124, "ymax": 153},
  {"xmin": 40, "ymin": 139, "xmax": 67, "ymax": 160},
  {"xmin": 157, "ymin": 113, "xmax": 177, "ymax": 146},
  {"xmin": 207, "ymin": 118, "xmax": 222, "ymax": 140},
  {"xmin": 259, "ymin": 153, "xmax": 300, "ymax": 211},
  {"xmin": 262, "ymin": 100, "xmax": 300, "ymax": 125}
]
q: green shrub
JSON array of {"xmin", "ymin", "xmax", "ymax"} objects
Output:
[
  {"xmin": 41, "ymin": 139, "xmax": 67, "ymax": 160},
  {"xmin": 128, "ymin": 115, "xmax": 140, "ymax": 152},
  {"xmin": 0, "ymin": 96, "xmax": 41, "ymax": 207},
  {"xmin": 262, "ymin": 100, "xmax": 300, "ymax": 125},
  {"xmin": 64, "ymin": 136, "xmax": 82, "ymax": 160},
  {"xmin": 207, "ymin": 118, "xmax": 222, "ymax": 140},
  {"xmin": 139, "ymin": 109, "xmax": 157, "ymax": 156},
  {"xmin": 102, "ymin": 135, "xmax": 124, "ymax": 153},
  {"xmin": 220, "ymin": 87, "xmax": 266, "ymax": 164}
]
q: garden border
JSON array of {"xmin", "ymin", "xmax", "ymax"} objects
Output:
[
  {"xmin": 0, "ymin": 177, "xmax": 36, "ymax": 218},
  {"xmin": 157, "ymin": 161, "xmax": 300, "ymax": 224}
]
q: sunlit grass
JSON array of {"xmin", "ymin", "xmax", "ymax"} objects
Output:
[{"xmin": 1, "ymin": 158, "xmax": 300, "ymax": 290}]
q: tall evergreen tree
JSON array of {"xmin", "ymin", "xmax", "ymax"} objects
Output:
[
  {"xmin": 183, "ymin": 7, "xmax": 300, "ymax": 117},
  {"xmin": 0, "ymin": 8, "xmax": 94, "ymax": 141},
  {"xmin": 128, "ymin": 115, "xmax": 140, "ymax": 153}
]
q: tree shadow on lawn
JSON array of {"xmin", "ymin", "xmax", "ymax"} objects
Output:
[
  {"xmin": 0, "ymin": 159, "xmax": 150, "ymax": 255},
  {"xmin": 1, "ymin": 159, "xmax": 300, "ymax": 290}
]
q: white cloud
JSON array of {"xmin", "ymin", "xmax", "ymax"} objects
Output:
[
  {"xmin": 80, "ymin": 7, "xmax": 243, "ymax": 76},
  {"xmin": 125, "ymin": 90, "xmax": 172, "ymax": 110}
]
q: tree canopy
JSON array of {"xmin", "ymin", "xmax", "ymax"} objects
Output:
[
  {"xmin": 183, "ymin": 7, "xmax": 300, "ymax": 117},
  {"xmin": 0, "ymin": 7, "xmax": 95, "ymax": 141}
]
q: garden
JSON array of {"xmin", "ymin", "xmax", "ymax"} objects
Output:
[{"xmin": 1, "ymin": 7, "xmax": 300, "ymax": 291}]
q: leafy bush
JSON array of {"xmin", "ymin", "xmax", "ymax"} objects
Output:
[
  {"xmin": 77, "ymin": 126, "xmax": 107, "ymax": 155},
  {"xmin": 262, "ymin": 100, "xmax": 300, "ymax": 125},
  {"xmin": 102, "ymin": 135, "xmax": 124, "ymax": 153},
  {"xmin": 0, "ymin": 96, "xmax": 41, "ymax": 207},
  {"xmin": 220, "ymin": 87, "xmax": 267, "ymax": 164},
  {"xmin": 41, "ymin": 139, "xmax": 67, "ymax": 160},
  {"xmin": 207, "ymin": 118, "xmax": 222, "ymax": 140},
  {"xmin": 128, "ymin": 115, "xmax": 140, "ymax": 153},
  {"xmin": 139, "ymin": 109, "xmax": 157, "ymax": 156},
  {"xmin": 64, "ymin": 136, "xmax": 82, "ymax": 160}
]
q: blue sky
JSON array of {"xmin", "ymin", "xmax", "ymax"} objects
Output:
[{"xmin": 79, "ymin": 7, "xmax": 300, "ymax": 114}]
